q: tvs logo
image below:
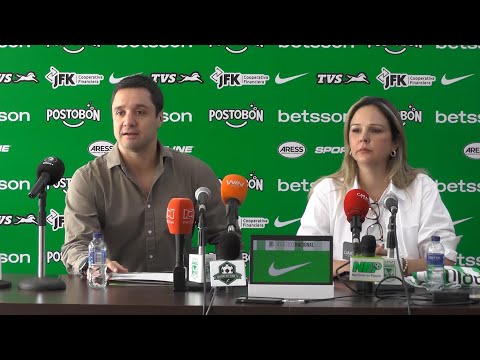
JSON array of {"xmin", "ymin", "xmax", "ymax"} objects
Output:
[
  {"xmin": 0, "ymin": 214, "xmax": 37, "ymax": 226},
  {"xmin": 150, "ymin": 71, "xmax": 204, "ymax": 84},
  {"xmin": 316, "ymin": 72, "xmax": 370, "ymax": 85},
  {"xmin": 278, "ymin": 141, "xmax": 306, "ymax": 159},
  {"xmin": 464, "ymin": 143, "xmax": 480, "ymax": 159}
]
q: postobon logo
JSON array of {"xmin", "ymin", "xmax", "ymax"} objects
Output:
[{"xmin": 209, "ymin": 103, "xmax": 264, "ymax": 128}]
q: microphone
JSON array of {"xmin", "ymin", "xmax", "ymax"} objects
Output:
[
  {"xmin": 28, "ymin": 156, "xmax": 65, "ymax": 199},
  {"xmin": 221, "ymin": 174, "xmax": 248, "ymax": 233},
  {"xmin": 383, "ymin": 192, "xmax": 399, "ymax": 259},
  {"xmin": 195, "ymin": 187, "xmax": 211, "ymax": 214},
  {"xmin": 343, "ymin": 189, "xmax": 370, "ymax": 255},
  {"xmin": 166, "ymin": 197, "xmax": 194, "ymax": 292},
  {"xmin": 383, "ymin": 192, "xmax": 398, "ymax": 215},
  {"xmin": 350, "ymin": 235, "xmax": 385, "ymax": 291},
  {"xmin": 216, "ymin": 232, "xmax": 241, "ymax": 260}
]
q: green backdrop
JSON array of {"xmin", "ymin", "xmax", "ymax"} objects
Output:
[{"xmin": 0, "ymin": 44, "xmax": 478, "ymax": 275}]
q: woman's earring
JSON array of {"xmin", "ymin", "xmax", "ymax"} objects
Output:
[
  {"xmin": 391, "ymin": 149, "xmax": 397, "ymax": 158},
  {"xmin": 349, "ymin": 150, "xmax": 352, "ymax": 156}
]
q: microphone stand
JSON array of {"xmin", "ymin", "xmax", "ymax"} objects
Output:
[
  {"xmin": 198, "ymin": 211, "xmax": 208, "ymax": 315},
  {"xmin": 18, "ymin": 189, "xmax": 66, "ymax": 291}
]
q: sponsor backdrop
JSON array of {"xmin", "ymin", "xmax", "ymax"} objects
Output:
[{"xmin": 0, "ymin": 44, "xmax": 479, "ymax": 276}]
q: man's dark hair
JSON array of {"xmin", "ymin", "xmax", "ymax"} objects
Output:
[{"xmin": 111, "ymin": 74, "xmax": 164, "ymax": 116}]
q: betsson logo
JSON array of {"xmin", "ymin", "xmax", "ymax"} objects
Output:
[{"xmin": 435, "ymin": 180, "xmax": 480, "ymax": 193}]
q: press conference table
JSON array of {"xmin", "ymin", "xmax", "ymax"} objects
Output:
[{"xmin": 0, "ymin": 274, "xmax": 478, "ymax": 315}]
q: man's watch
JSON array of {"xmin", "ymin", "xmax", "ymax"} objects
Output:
[{"xmin": 79, "ymin": 258, "xmax": 88, "ymax": 276}]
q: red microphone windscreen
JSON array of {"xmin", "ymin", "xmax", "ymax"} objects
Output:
[
  {"xmin": 221, "ymin": 174, "xmax": 248, "ymax": 205},
  {"xmin": 166, "ymin": 198, "xmax": 195, "ymax": 235},
  {"xmin": 343, "ymin": 189, "xmax": 370, "ymax": 222}
]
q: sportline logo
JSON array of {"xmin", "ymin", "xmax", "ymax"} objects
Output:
[
  {"xmin": 278, "ymin": 141, "xmax": 306, "ymax": 159},
  {"xmin": 209, "ymin": 45, "xmax": 264, "ymax": 54},
  {"xmin": 0, "ymin": 145, "xmax": 10, "ymax": 152},
  {"xmin": 464, "ymin": 143, "xmax": 480, "ymax": 159},
  {"xmin": 275, "ymin": 73, "xmax": 308, "ymax": 84},
  {"xmin": 210, "ymin": 66, "xmax": 269, "ymax": 89},
  {"xmin": 268, "ymin": 262, "xmax": 311, "ymax": 276},
  {"xmin": 164, "ymin": 145, "xmax": 194, "ymax": 154},
  {"xmin": 316, "ymin": 72, "xmax": 370, "ymax": 85},
  {"xmin": 399, "ymin": 103, "xmax": 423, "ymax": 126},
  {"xmin": 45, "ymin": 45, "xmax": 101, "ymax": 54},
  {"xmin": 376, "ymin": 67, "xmax": 435, "ymax": 90},
  {"xmin": 45, "ymin": 66, "xmax": 104, "ymax": 89},
  {"xmin": 367, "ymin": 45, "xmax": 423, "ymax": 55},
  {"xmin": 151, "ymin": 72, "xmax": 204, "ymax": 84},
  {"xmin": 441, "ymin": 74, "xmax": 475, "ymax": 86},
  {"xmin": 209, "ymin": 103, "xmax": 263, "ymax": 128},
  {"xmin": 46, "ymin": 102, "xmax": 100, "ymax": 128}
]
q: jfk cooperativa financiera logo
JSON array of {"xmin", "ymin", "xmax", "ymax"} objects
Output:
[
  {"xmin": 210, "ymin": 67, "xmax": 269, "ymax": 89},
  {"xmin": 45, "ymin": 66, "xmax": 104, "ymax": 89}
]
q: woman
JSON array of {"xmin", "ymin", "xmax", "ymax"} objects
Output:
[{"xmin": 297, "ymin": 96, "xmax": 459, "ymax": 276}]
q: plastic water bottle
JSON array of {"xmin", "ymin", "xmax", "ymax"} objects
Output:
[
  {"xmin": 425, "ymin": 235, "xmax": 444, "ymax": 291},
  {"xmin": 88, "ymin": 232, "xmax": 107, "ymax": 289}
]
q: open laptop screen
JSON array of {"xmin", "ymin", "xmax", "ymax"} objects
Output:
[{"xmin": 250, "ymin": 235, "xmax": 333, "ymax": 285}]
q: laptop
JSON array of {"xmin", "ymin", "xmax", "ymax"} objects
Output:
[{"xmin": 248, "ymin": 235, "xmax": 334, "ymax": 300}]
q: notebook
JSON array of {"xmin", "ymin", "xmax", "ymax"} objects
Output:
[{"xmin": 248, "ymin": 235, "xmax": 334, "ymax": 300}]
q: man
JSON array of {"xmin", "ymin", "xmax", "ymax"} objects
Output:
[{"xmin": 61, "ymin": 74, "xmax": 233, "ymax": 275}]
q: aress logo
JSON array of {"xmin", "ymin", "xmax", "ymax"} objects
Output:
[
  {"xmin": 88, "ymin": 141, "xmax": 114, "ymax": 157},
  {"xmin": 464, "ymin": 143, "xmax": 480, "ymax": 159},
  {"xmin": 278, "ymin": 141, "xmax": 306, "ymax": 159}
]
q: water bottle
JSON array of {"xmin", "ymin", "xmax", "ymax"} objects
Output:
[
  {"xmin": 88, "ymin": 232, "xmax": 107, "ymax": 289},
  {"xmin": 425, "ymin": 235, "xmax": 445, "ymax": 291}
]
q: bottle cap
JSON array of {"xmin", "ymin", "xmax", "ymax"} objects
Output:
[
  {"xmin": 93, "ymin": 232, "xmax": 103, "ymax": 239},
  {"xmin": 431, "ymin": 235, "xmax": 440, "ymax": 242}
]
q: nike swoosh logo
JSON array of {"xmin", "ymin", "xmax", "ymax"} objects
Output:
[
  {"xmin": 274, "ymin": 217, "xmax": 301, "ymax": 228},
  {"xmin": 441, "ymin": 74, "xmax": 475, "ymax": 86},
  {"xmin": 275, "ymin": 73, "xmax": 308, "ymax": 84},
  {"xmin": 269, "ymin": 262, "xmax": 311, "ymax": 277},
  {"xmin": 453, "ymin": 217, "xmax": 474, "ymax": 226},
  {"xmin": 109, "ymin": 72, "xmax": 142, "ymax": 84}
]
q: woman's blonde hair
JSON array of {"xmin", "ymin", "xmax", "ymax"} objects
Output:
[{"xmin": 309, "ymin": 96, "xmax": 425, "ymax": 199}]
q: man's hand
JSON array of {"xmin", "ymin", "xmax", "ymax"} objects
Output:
[
  {"xmin": 106, "ymin": 259, "xmax": 128, "ymax": 280},
  {"xmin": 375, "ymin": 243, "xmax": 387, "ymax": 256}
]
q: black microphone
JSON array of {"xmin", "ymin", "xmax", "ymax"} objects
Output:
[
  {"xmin": 28, "ymin": 157, "xmax": 65, "ymax": 199},
  {"xmin": 216, "ymin": 232, "xmax": 241, "ymax": 260},
  {"xmin": 383, "ymin": 193, "xmax": 398, "ymax": 215},
  {"xmin": 383, "ymin": 193, "xmax": 399, "ymax": 259},
  {"xmin": 195, "ymin": 187, "xmax": 211, "ymax": 214},
  {"xmin": 360, "ymin": 235, "xmax": 377, "ymax": 257}
]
